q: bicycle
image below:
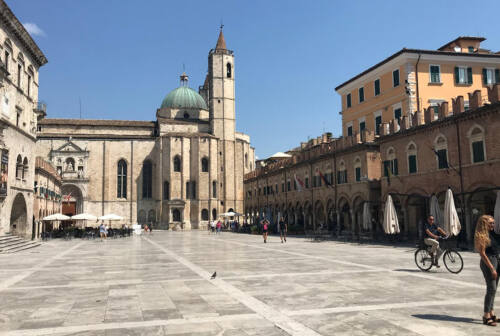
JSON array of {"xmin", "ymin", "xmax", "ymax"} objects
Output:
[{"xmin": 414, "ymin": 236, "xmax": 464, "ymax": 274}]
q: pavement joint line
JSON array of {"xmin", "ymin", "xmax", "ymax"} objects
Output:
[
  {"xmin": 215, "ymin": 236, "xmax": 485, "ymax": 289},
  {"xmin": 220, "ymin": 269, "xmax": 385, "ymax": 280},
  {"xmin": 142, "ymin": 236, "xmax": 323, "ymax": 336},
  {"xmin": 0, "ymin": 241, "xmax": 85, "ymax": 292},
  {"xmin": 284, "ymin": 298, "xmax": 475, "ymax": 316},
  {"xmin": 0, "ymin": 313, "xmax": 261, "ymax": 336}
]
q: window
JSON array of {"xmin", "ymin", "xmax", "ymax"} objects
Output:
[
  {"xmin": 359, "ymin": 120, "xmax": 366, "ymax": 132},
  {"xmin": 430, "ymin": 65, "xmax": 441, "ymax": 83},
  {"xmin": 17, "ymin": 64, "xmax": 22, "ymax": 88},
  {"xmin": 16, "ymin": 109, "xmax": 21, "ymax": 127},
  {"xmin": 142, "ymin": 160, "xmax": 153, "ymax": 198},
  {"xmin": 201, "ymin": 157, "xmax": 209, "ymax": 172},
  {"xmin": 293, "ymin": 179, "xmax": 297, "ymax": 190},
  {"xmin": 374, "ymin": 79, "xmax": 380, "ymax": 96},
  {"xmin": 227, "ymin": 63, "xmax": 232, "ymax": 78},
  {"xmin": 4, "ymin": 50, "xmax": 9, "ymax": 72},
  {"xmin": 305, "ymin": 177, "xmax": 309, "ymax": 188},
  {"xmin": 212, "ymin": 208, "xmax": 217, "ymax": 220},
  {"xmin": 393, "ymin": 69, "xmax": 400, "ymax": 87},
  {"xmin": 454, "ymin": 66, "xmax": 472, "ymax": 84},
  {"xmin": 394, "ymin": 107, "xmax": 402, "ymax": 122},
  {"xmin": 346, "ymin": 93, "xmax": 352, "ymax": 108},
  {"xmin": 201, "ymin": 209, "xmax": 209, "ymax": 221},
  {"xmin": 337, "ymin": 161, "xmax": 347, "ymax": 184},
  {"xmin": 354, "ymin": 158, "xmax": 361, "ymax": 182},
  {"xmin": 212, "ymin": 180, "xmax": 217, "ymax": 198},
  {"xmin": 483, "ymin": 68, "xmax": 500, "ymax": 85},
  {"xmin": 468, "ymin": 46, "xmax": 474, "ymax": 53},
  {"xmin": 375, "ymin": 114, "xmax": 382, "ymax": 135},
  {"xmin": 358, "ymin": 87, "xmax": 364, "ymax": 103},
  {"xmin": 468, "ymin": 126, "xmax": 486, "ymax": 163},
  {"xmin": 431, "ymin": 105, "xmax": 439, "ymax": 120},
  {"xmin": 407, "ymin": 143, "xmax": 417, "ymax": 174},
  {"xmin": 281, "ymin": 183, "xmax": 284, "ymax": 192},
  {"xmin": 347, "ymin": 125, "xmax": 353, "ymax": 137},
  {"xmin": 163, "ymin": 181, "xmax": 170, "ymax": 200},
  {"xmin": 275, "ymin": 183, "xmax": 278, "ymax": 194},
  {"xmin": 435, "ymin": 136, "xmax": 449, "ymax": 169},
  {"xmin": 287, "ymin": 180, "xmax": 291, "ymax": 191},
  {"xmin": 117, "ymin": 159, "xmax": 127, "ymax": 198},
  {"xmin": 245, "ymin": 153, "xmax": 248, "ymax": 168},
  {"xmin": 22, "ymin": 157, "xmax": 28, "ymax": 180},
  {"xmin": 384, "ymin": 148, "xmax": 398, "ymax": 176},
  {"xmin": 173, "ymin": 155, "xmax": 181, "ymax": 172},
  {"xmin": 16, "ymin": 155, "xmax": 22, "ymax": 179},
  {"xmin": 27, "ymin": 75, "xmax": 31, "ymax": 97},
  {"xmin": 172, "ymin": 209, "xmax": 181, "ymax": 222}
]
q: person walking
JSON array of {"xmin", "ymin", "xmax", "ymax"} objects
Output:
[
  {"xmin": 279, "ymin": 217, "xmax": 287, "ymax": 243},
  {"xmin": 261, "ymin": 218, "xmax": 269, "ymax": 243},
  {"xmin": 99, "ymin": 222, "xmax": 106, "ymax": 241},
  {"xmin": 216, "ymin": 219, "xmax": 222, "ymax": 234},
  {"xmin": 475, "ymin": 214, "xmax": 500, "ymax": 327},
  {"xmin": 210, "ymin": 220, "xmax": 216, "ymax": 234}
]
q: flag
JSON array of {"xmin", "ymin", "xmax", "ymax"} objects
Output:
[
  {"xmin": 294, "ymin": 174, "xmax": 305, "ymax": 192},
  {"xmin": 318, "ymin": 169, "xmax": 333, "ymax": 188},
  {"xmin": 63, "ymin": 193, "xmax": 72, "ymax": 202}
]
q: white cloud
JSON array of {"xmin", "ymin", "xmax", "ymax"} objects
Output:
[{"xmin": 23, "ymin": 23, "xmax": 45, "ymax": 37}]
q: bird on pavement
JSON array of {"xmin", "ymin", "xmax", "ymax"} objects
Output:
[{"xmin": 211, "ymin": 271, "xmax": 217, "ymax": 279}]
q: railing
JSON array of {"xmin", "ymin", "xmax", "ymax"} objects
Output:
[{"xmin": 34, "ymin": 101, "xmax": 47, "ymax": 113}]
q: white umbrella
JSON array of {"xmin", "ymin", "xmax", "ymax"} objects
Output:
[
  {"xmin": 494, "ymin": 191, "xmax": 500, "ymax": 234},
  {"xmin": 362, "ymin": 202, "xmax": 371, "ymax": 231},
  {"xmin": 443, "ymin": 188, "xmax": 461, "ymax": 236},
  {"xmin": 43, "ymin": 213, "xmax": 70, "ymax": 221},
  {"xmin": 71, "ymin": 213, "xmax": 97, "ymax": 221},
  {"xmin": 430, "ymin": 195, "xmax": 444, "ymax": 228},
  {"xmin": 98, "ymin": 214, "xmax": 123, "ymax": 221},
  {"xmin": 383, "ymin": 195, "xmax": 400, "ymax": 234},
  {"xmin": 221, "ymin": 212, "xmax": 242, "ymax": 217}
]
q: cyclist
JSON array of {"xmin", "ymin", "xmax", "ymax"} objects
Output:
[{"xmin": 424, "ymin": 215, "xmax": 447, "ymax": 267}]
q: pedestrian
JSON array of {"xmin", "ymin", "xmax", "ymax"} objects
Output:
[
  {"xmin": 261, "ymin": 218, "xmax": 269, "ymax": 243},
  {"xmin": 149, "ymin": 223, "xmax": 153, "ymax": 234},
  {"xmin": 279, "ymin": 217, "xmax": 287, "ymax": 243},
  {"xmin": 99, "ymin": 222, "xmax": 106, "ymax": 241},
  {"xmin": 216, "ymin": 219, "xmax": 222, "ymax": 234},
  {"xmin": 210, "ymin": 220, "xmax": 216, "ymax": 234},
  {"xmin": 475, "ymin": 214, "xmax": 500, "ymax": 326}
]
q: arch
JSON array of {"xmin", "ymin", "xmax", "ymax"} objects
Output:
[
  {"xmin": 142, "ymin": 160, "xmax": 153, "ymax": 198},
  {"xmin": 226, "ymin": 62, "xmax": 232, "ymax": 78},
  {"xmin": 467, "ymin": 124, "xmax": 486, "ymax": 163},
  {"xmin": 138, "ymin": 210, "xmax": 146, "ymax": 223},
  {"xmin": 386, "ymin": 147, "xmax": 396, "ymax": 160},
  {"xmin": 147, "ymin": 209, "xmax": 156, "ymax": 223},
  {"xmin": 10, "ymin": 193, "xmax": 27, "ymax": 235},
  {"xmin": 172, "ymin": 209, "xmax": 181, "ymax": 222},
  {"xmin": 314, "ymin": 200, "xmax": 325, "ymax": 229},
  {"xmin": 406, "ymin": 141, "xmax": 417, "ymax": 152},
  {"xmin": 61, "ymin": 184, "xmax": 84, "ymax": 216},
  {"xmin": 117, "ymin": 159, "xmax": 127, "ymax": 198},
  {"xmin": 173, "ymin": 155, "xmax": 182, "ymax": 172},
  {"xmin": 201, "ymin": 157, "xmax": 209, "ymax": 172},
  {"xmin": 201, "ymin": 209, "xmax": 209, "ymax": 221}
]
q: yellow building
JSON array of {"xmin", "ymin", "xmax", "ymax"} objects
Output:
[{"xmin": 335, "ymin": 37, "xmax": 500, "ymax": 136}]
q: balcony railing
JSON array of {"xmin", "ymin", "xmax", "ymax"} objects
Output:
[{"xmin": 34, "ymin": 101, "xmax": 47, "ymax": 114}]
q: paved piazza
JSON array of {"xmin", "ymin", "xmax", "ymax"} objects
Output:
[{"xmin": 0, "ymin": 232, "xmax": 498, "ymax": 336}]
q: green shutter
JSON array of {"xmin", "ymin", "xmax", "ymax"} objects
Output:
[
  {"xmin": 393, "ymin": 159, "xmax": 398, "ymax": 175},
  {"xmin": 483, "ymin": 68, "xmax": 488, "ymax": 84},
  {"xmin": 472, "ymin": 141, "xmax": 485, "ymax": 163},
  {"xmin": 467, "ymin": 67, "xmax": 473, "ymax": 84},
  {"xmin": 454, "ymin": 67, "xmax": 459, "ymax": 84},
  {"xmin": 383, "ymin": 161, "xmax": 390, "ymax": 177},
  {"xmin": 408, "ymin": 155, "xmax": 417, "ymax": 174},
  {"xmin": 496, "ymin": 69, "xmax": 500, "ymax": 84}
]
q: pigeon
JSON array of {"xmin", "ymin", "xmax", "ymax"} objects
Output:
[{"xmin": 210, "ymin": 271, "xmax": 217, "ymax": 279}]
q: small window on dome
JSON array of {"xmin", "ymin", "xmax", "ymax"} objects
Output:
[{"xmin": 183, "ymin": 112, "xmax": 189, "ymax": 119}]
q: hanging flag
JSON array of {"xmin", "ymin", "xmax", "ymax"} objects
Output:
[
  {"xmin": 294, "ymin": 174, "xmax": 305, "ymax": 192},
  {"xmin": 63, "ymin": 192, "xmax": 72, "ymax": 202},
  {"xmin": 318, "ymin": 169, "xmax": 333, "ymax": 188}
]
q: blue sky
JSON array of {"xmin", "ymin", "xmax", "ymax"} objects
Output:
[{"xmin": 9, "ymin": 0, "xmax": 500, "ymax": 159}]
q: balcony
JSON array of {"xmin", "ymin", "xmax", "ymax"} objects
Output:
[
  {"xmin": 34, "ymin": 101, "xmax": 47, "ymax": 118},
  {"xmin": 61, "ymin": 169, "xmax": 88, "ymax": 182}
]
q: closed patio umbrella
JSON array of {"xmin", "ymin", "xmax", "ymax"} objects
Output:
[
  {"xmin": 383, "ymin": 195, "xmax": 400, "ymax": 234},
  {"xmin": 430, "ymin": 195, "xmax": 444, "ymax": 228},
  {"xmin": 362, "ymin": 202, "xmax": 371, "ymax": 231},
  {"xmin": 443, "ymin": 188, "xmax": 461, "ymax": 236},
  {"xmin": 494, "ymin": 191, "xmax": 500, "ymax": 234}
]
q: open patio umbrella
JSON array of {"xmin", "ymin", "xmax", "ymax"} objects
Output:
[
  {"xmin": 221, "ymin": 212, "xmax": 242, "ymax": 217},
  {"xmin": 362, "ymin": 202, "xmax": 371, "ymax": 231},
  {"xmin": 71, "ymin": 213, "xmax": 98, "ymax": 228},
  {"xmin": 430, "ymin": 195, "xmax": 444, "ymax": 228},
  {"xmin": 494, "ymin": 191, "xmax": 500, "ymax": 234},
  {"xmin": 43, "ymin": 213, "xmax": 70, "ymax": 221},
  {"xmin": 443, "ymin": 188, "xmax": 461, "ymax": 236},
  {"xmin": 383, "ymin": 195, "xmax": 400, "ymax": 234},
  {"xmin": 98, "ymin": 214, "xmax": 124, "ymax": 229}
]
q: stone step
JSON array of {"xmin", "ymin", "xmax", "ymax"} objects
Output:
[
  {"xmin": 0, "ymin": 238, "xmax": 30, "ymax": 249},
  {"xmin": 0, "ymin": 241, "xmax": 41, "ymax": 254}
]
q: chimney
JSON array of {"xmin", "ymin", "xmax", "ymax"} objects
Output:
[
  {"xmin": 424, "ymin": 107, "xmax": 433, "ymax": 124},
  {"xmin": 468, "ymin": 90, "xmax": 482, "ymax": 110},
  {"xmin": 452, "ymin": 96, "xmax": 465, "ymax": 114},
  {"xmin": 487, "ymin": 84, "xmax": 500, "ymax": 103},
  {"xmin": 438, "ymin": 102, "xmax": 450, "ymax": 120}
]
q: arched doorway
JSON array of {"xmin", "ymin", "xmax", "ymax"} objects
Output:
[
  {"xmin": 61, "ymin": 184, "xmax": 83, "ymax": 217},
  {"xmin": 315, "ymin": 201, "xmax": 325, "ymax": 230},
  {"xmin": 10, "ymin": 193, "xmax": 27, "ymax": 235}
]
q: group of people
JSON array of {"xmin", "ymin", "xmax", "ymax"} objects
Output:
[
  {"xmin": 260, "ymin": 217, "xmax": 287, "ymax": 243},
  {"xmin": 209, "ymin": 219, "xmax": 223, "ymax": 234},
  {"xmin": 423, "ymin": 214, "xmax": 500, "ymax": 327}
]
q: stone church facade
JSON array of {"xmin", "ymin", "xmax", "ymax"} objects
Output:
[{"xmin": 36, "ymin": 30, "xmax": 254, "ymax": 230}]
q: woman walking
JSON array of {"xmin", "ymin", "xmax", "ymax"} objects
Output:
[
  {"xmin": 475, "ymin": 214, "xmax": 500, "ymax": 326},
  {"xmin": 261, "ymin": 218, "xmax": 269, "ymax": 243}
]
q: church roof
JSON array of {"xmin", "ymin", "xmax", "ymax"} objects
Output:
[
  {"xmin": 161, "ymin": 86, "xmax": 208, "ymax": 110},
  {"xmin": 215, "ymin": 29, "xmax": 227, "ymax": 50}
]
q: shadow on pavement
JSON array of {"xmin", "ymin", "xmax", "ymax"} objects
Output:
[
  {"xmin": 412, "ymin": 314, "xmax": 481, "ymax": 324},
  {"xmin": 393, "ymin": 268, "xmax": 426, "ymax": 273}
]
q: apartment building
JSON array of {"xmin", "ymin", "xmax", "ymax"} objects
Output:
[{"xmin": 335, "ymin": 36, "xmax": 500, "ymax": 137}]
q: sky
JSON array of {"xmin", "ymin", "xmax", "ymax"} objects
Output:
[{"xmin": 9, "ymin": 0, "xmax": 500, "ymax": 159}]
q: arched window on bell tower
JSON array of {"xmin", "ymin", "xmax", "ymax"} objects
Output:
[{"xmin": 226, "ymin": 63, "xmax": 232, "ymax": 78}]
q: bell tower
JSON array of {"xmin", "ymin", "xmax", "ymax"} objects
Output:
[{"xmin": 208, "ymin": 25, "xmax": 235, "ymax": 141}]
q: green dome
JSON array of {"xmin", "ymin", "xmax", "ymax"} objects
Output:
[{"xmin": 161, "ymin": 86, "xmax": 208, "ymax": 110}]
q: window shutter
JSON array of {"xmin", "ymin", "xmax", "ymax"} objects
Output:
[
  {"xmin": 337, "ymin": 171, "xmax": 341, "ymax": 184},
  {"xmin": 467, "ymin": 67, "xmax": 473, "ymax": 84},
  {"xmin": 472, "ymin": 141, "xmax": 485, "ymax": 163},
  {"xmin": 496, "ymin": 69, "xmax": 500, "ymax": 84},
  {"xmin": 454, "ymin": 67, "xmax": 459, "ymax": 84},
  {"xmin": 393, "ymin": 159, "xmax": 398, "ymax": 175},
  {"xmin": 383, "ymin": 161, "xmax": 389, "ymax": 177},
  {"xmin": 483, "ymin": 68, "xmax": 488, "ymax": 84}
]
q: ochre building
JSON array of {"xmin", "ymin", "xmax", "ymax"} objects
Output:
[{"xmin": 36, "ymin": 30, "xmax": 254, "ymax": 230}]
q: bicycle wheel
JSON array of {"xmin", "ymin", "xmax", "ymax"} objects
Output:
[
  {"xmin": 443, "ymin": 250, "xmax": 463, "ymax": 274},
  {"xmin": 415, "ymin": 248, "xmax": 433, "ymax": 271}
]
